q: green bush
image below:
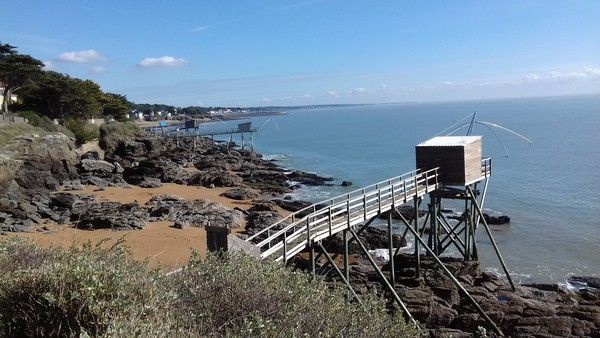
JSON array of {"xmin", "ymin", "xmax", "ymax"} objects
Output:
[
  {"xmin": 0, "ymin": 239, "xmax": 178, "ymax": 337},
  {"xmin": 0, "ymin": 122, "xmax": 45, "ymax": 148},
  {"xmin": 98, "ymin": 121, "xmax": 142, "ymax": 152},
  {"xmin": 174, "ymin": 253, "xmax": 419, "ymax": 337},
  {"xmin": 0, "ymin": 239, "xmax": 420, "ymax": 337},
  {"xmin": 64, "ymin": 118, "xmax": 100, "ymax": 145},
  {"xmin": 16, "ymin": 110, "xmax": 75, "ymax": 138}
]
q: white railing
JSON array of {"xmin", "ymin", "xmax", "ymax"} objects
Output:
[
  {"xmin": 249, "ymin": 167, "xmax": 440, "ymax": 261},
  {"xmin": 247, "ymin": 159, "xmax": 492, "ymax": 262}
]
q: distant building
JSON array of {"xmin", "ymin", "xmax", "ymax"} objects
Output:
[{"xmin": 0, "ymin": 84, "xmax": 18, "ymax": 106}]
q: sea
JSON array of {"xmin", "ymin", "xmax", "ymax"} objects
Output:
[{"xmin": 215, "ymin": 95, "xmax": 600, "ymax": 284}]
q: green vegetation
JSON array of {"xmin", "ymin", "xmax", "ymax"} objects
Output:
[
  {"xmin": 16, "ymin": 110, "xmax": 74, "ymax": 137},
  {"xmin": 15, "ymin": 71, "xmax": 132, "ymax": 121},
  {"xmin": 0, "ymin": 239, "xmax": 419, "ymax": 337},
  {"xmin": 98, "ymin": 121, "xmax": 142, "ymax": 153},
  {"xmin": 64, "ymin": 119, "xmax": 100, "ymax": 145},
  {"xmin": 0, "ymin": 122, "xmax": 46, "ymax": 148},
  {"xmin": 0, "ymin": 43, "xmax": 44, "ymax": 116}
]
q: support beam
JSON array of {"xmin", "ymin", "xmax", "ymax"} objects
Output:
[
  {"xmin": 348, "ymin": 227, "xmax": 417, "ymax": 326},
  {"xmin": 343, "ymin": 229, "xmax": 350, "ymax": 282},
  {"xmin": 466, "ymin": 186, "xmax": 515, "ymax": 291},
  {"xmin": 316, "ymin": 242, "xmax": 361, "ymax": 304},
  {"xmin": 402, "ymin": 223, "xmax": 503, "ymax": 336},
  {"xmin": 388, "ymin": 211, "xmax": 396, "ymax": 287}
]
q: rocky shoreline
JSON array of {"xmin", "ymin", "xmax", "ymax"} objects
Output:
[
  {"xmin": 0, "ymin": 124, "xmax": 333, "ymax": 233},
  {"xmin": 0, "ymin": 125, "xmax": 597, "ymax": 337}
]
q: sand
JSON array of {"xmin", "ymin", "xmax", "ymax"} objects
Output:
[{"xmin": 6, "ymin": 183, "xmax": 285, "ymax": 270}]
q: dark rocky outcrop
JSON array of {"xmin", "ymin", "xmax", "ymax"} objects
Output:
[
  {"xmin": 220, "ymin": 187, "xmax": 259, "ymax": 200},
  {"xmin": 145, "ymin": 194, "xmax": 243, "ymax": 229},
  {"xmin": 295, "ymin": 252, "xmax": 600, "ymax": 337},
  {"xmin": 188, "ymin": 169, "xmax": 243, "ymax": 188},
  {"xmin": 72, "ymin": 201, "xmax": 149, "ymax": 230}
]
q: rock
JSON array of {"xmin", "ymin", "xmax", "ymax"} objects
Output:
[
  {"xmin": 341, "ymin": 181, "xmax": 353, "ymax": 186},
  {"xmin": 568, "ymin": 276, "xmax": 600, "ymax": 289},
  {"xmin": 220, "ymin": 187, "xmax": 259, "ymax": 200},
  {"xmin": 80, "ymin": 159, "xmax": 116, "ymax": 177},
  {"xmin": 50, "ymin": 193, "xmax": 79, "ymax": 209},
  {"xmin": 81, "ymin": 151, "xmax": 100, "ymax": 160},
  {"xmin": 62, "ymin": 179, "xmax": 83, "ymax": 191},
  {"xmin": 482, "ymin": 213, "xmax": 510, "ymax": 225},
  {"xmin": 138, "ymin": 177, "xmax": 163, "ymax": 188},
  {"xmin": 188, "ymin": 169, "xmax": 243, "ymax": 188},
  {"xmin": 287, "ymin": 171, "xmax": 334, "ymax": 186},
  {"xmin": 172, "ymin": 220, "xmax": 189, "ymax": 229},
  {"xmin": 113, "ymin": 162, "xmax": 124, "ymax": 174},
  {"xmin": 145, "ymin": 195, "xmax": 243, "ymax": 229},
  {"xmin": 246, "ymin": 211, "xmax": 284, "ymax": 235},
  {"xmin": 272, "ymin": 199, "xmax": 313, "ymax": 212},
  {"xmin": 72, "ymin": 201, "xmax": 149, "ymax": 230}
]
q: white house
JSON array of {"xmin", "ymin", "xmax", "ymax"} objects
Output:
[{"xmin": 0, "ymin": 85, "xmax": 18, "ymax": 107}]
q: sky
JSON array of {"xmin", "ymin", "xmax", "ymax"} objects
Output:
[{"xmin": 2, "ymin": 1, "xmax": 599, "ymax": 107}]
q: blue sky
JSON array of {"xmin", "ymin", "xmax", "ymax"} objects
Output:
[{"xmin": 2, "ymin": 1, "xmax": 599, "ymax": 106}]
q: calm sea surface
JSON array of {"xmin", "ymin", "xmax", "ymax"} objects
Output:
[{"xmin": 222, "ymin": 95, "xmax": 600, "ymax": 283}]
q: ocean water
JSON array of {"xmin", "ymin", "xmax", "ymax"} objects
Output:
[{"xmin": 224, "ymin": 95, "xmax": 600, "ymax": 283}]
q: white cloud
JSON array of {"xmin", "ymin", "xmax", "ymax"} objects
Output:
[
  {"xmin": 192, "ymin": 26, "xmax": 209, "ymax": 32},
  {"xmin": 257, "ymin": 97, "xmax": 272, "ymax": 103},
  {"xmin": 327, "ymin": 90, "xmax": 339, "ymax": 98},
  {"xmin": 138, "ymin": 56, "xmax": 187, "ymax": 68},
  {"xmin": 58, "ymin": 49, "xmax": 104, "ymax": 63},
  {"xmin": 442, "ymin": 81, "xmax": 455, "ymax": 86},
  {"xmin": 349, "ymin": 87, "xmax": 368, "ymax": 95},
  {"xmin": 90, "ymin": 66, "xmax": 106, "ymax": 74},
  {"xmin": 302, "ymin": 93, "xmax": 312, "ymax": 99},
  {"xmin": 42, "ymin": 60, "xmax": 55, "ymax": 71}
]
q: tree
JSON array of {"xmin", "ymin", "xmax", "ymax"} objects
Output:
[
  {"xmin": 100, "ymin": 93, "xmax": 132, "ymax": 121},
  {"xmin": 0, "ymin": 42, "xmax": 44, "ymax": 116},
  {"xmin": 17, "ymin": 71, "xmax": 103, "ymax": 119}
]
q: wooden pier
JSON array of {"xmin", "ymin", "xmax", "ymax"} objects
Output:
[{"xmin": 204, "ymin": 135, "xmax": 512, "ymax": 335}]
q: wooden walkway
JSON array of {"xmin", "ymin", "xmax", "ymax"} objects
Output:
[{"xmin": 246, "ymin": 167, "xmax": 441, "ymax": 262}]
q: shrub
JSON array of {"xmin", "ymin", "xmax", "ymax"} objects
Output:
[
  {"xmin": 16, "ymin": 110, "xmax": 74, "ymax": 138},
  {"xmin": 173, "ymin": 253, "xmax": 419, "ymax": 337},
  {"xmin": 98, "ymin": 121, "xmax": 142, "ymax": 152},
  {"xmin": 0, "ymin": 122, "xmax": 45, "ymax": 148},
  {"xmin": 0, "ymin": 239, "xmax": 178, "ymax": 337},
  {"xmin": 0, "ymin": 240, "xmax": 420, "ymax": 337},
  {"xmin": 64, "ymin": 118, "xmax": 100, "ymax": 145}
]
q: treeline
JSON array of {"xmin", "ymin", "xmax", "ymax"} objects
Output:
[
  {"xmin": 1, "ymin": 42, "xmax": 132, "ymax": 121},
  {"xmin": 1, "ymin": 41, "xmax": 276, "ymax": 125}
]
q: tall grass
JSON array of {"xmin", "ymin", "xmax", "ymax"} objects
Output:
[{"xmin": 0, "ymin": 239, "xmax": 420, "ymax": 337}]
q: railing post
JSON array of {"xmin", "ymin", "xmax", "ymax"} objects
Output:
[
  {"xmin": 347, "ymin": 195, "xmax": 351, "ymax": 227},
  {"xmin": 306, "ymin": 217, "xmax": 311, "ymax": 246},
  {"xmin": 328, "ymin": 207, "xmax": 333, "ymax": 236},
  {"xmin": 267, "ymin": 228, "xmax": 271, "ymax": 249},
  {"xmin": 283, "ymin": 230, "xmax": 287, "ymax": 263},
  {"xmin": 391, "ymin": 183, "xmax": 396, "ymax": 209},
  {"xmin": 404, "ymin": 180, "xmax": 407, "ymax": 201},
  {"xmin": 414, "ymin": 175, "xmax": 418, "ymax": 195},
  {"xmin": 363, "ymin": 192, "xmax": 367, "ymax": 220}
]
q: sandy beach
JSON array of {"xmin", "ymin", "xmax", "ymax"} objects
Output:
[{"xmin": 7, "ymin": 183, "xmax": 283, "ymax": 270}]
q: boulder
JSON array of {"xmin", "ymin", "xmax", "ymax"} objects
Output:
[
  {"xmin": 145, "ymin": 194, "xmax": 243, "ymax": 229},
  {"xmin": 188, "ymin": 169, "xmax": 243, "ymax": 187},
  {"xmin": 220, "ymin": 187, "xmax": 259, "ymax": 200},
  {"xmin": 72, "ymin": 201, "xmax": 149, "ymax": 230},
  {"xmin": 79, "ymin": 159, "xmax": 116, "ymax": 177},
  {"xmin": 341, "ymin": 181, "xmax": 353, "ymax": 186},
  {"xmin": 138, "ymin": 177, "xmax": 163, "ymax": 188}
]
